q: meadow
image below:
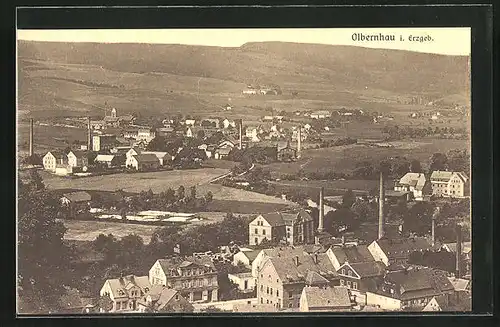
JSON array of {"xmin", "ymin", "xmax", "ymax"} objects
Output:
[
  {"xmin": 42, "ymin": 168, "xmax": 230, "ymax": 193},
  {"xmin": 265, "ymin": 137, "xmax": 469, "ymax": 177}
]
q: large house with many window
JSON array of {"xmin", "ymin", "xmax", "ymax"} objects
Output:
[
  {"xmin": 99, "ymin": 275, "xmax": 151, "ymax": 312},
  {"xmin": 248, "ymin": 211, "xmax": 315, "ymax": 246},
  {"xmin": 430, "ymin": 171, "xmax": 469, "ymax": 198},
  {"xmin": 148, "ymin": 256, "xmax": 219, "ymax": 303},
  {"xmin": 256, "ymin": 250, "xmax": 339, "ymax": 309}
]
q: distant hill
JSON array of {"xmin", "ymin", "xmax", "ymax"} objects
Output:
[{"xmin": 17, "ymin": 40, "xmax": 469, "ymax": 117}]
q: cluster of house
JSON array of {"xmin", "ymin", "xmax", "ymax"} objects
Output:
[
  {"xmin": 42, "ymin": 147, "xmax": 174, "ymax": 175},
  {"xmin": 229, "ymin": 237, "xmax": 470, "ymax": 312},
  {"xmin": 394, "ymin": 171, "xmax": 470, "ymax": 200},
  {"xmin": 99, "ymin": 255, "xmax": 219, "ymax": 312}
]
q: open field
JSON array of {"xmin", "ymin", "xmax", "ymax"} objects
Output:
[
  {"xmin": 62, "ymin": 219, "xmax": 159, "ymax": 244},
  {"xmin": 62, "ymin": 211, "xmax": 256, "ymax": 244},
  {"xmin": 42, "ymin": 168, "xmax": 230, "ymax": 193},
  {"xmin": 19, "ymin": 41, "xmax": 469, "ymax": 121},
  {"xmin": 266, "ymin": 137, "xmax": 469, "ymax": 177},
  {"xmin": 270, "ymin": 179, "xmax": 391, "ymax": 197}
]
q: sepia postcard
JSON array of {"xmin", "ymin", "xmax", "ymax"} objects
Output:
[{"xmin": 16, "ymin": 26, "xmax": 472, "ymax": 315}]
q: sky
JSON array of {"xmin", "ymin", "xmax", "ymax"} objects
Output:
[{"xmin": 17, "ymin": 28, "xmax": 471, "ymax": 56}]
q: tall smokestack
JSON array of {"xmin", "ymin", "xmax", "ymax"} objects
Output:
[
  {"xmin": 378, "ymin": 171, "xmax": 385, "ymax": 239},
  {"xmin": 29, "ymin": 118, "xmax": 34, "ymax": 157},
  {"xmin": 431, "ymin": 206, "xmax": 440, "ymax": 247},
  {"xmin": 297, "ymin": 127, "xmax": 302, "ymax": 158},
  {"xmin": 317, "ymin": 187, "xmax": 324, "ymax": 233},
  {"xmin": 238, "ymin": 119, "xmax": 243, "ymax": 150},
  {"xmin": 87, "ymin": 117, "xmax": 92, "ymax": 151},
  {"xmin": 455, "ymin": 224, "xmax": 462, "ymax": 278}
]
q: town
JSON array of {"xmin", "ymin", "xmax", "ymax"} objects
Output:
[
  {"xmin": 17, "ymin": 36, "xmax": 471, "ymax": 314},
  {"xmin": 18, "ymin": 104, "xmax": 471, "ymax": 314}
]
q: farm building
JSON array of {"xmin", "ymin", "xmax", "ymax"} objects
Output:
[
  {"xmin": 126, "ymin": 154, "xmax": 160, "ymax": 171},
  {"xmin": 60, "ymin": 191, "xmax": 92, "ymax": 216},
  {"xmin": 214, "ymin": 147, "xmax": 231, "ymax": 160},
  {"xmin": 94, "ymin": 154, "xmax": 124, "ymax": 168},
  {"xmin": 394, "ymin": 173, "xmax": 431, "ymax": 201},
  {"xmin": 43, "ymin": 151, "xmax": 67, "ymax": 172},
  {"xmin": 67, "ymin": 150, "xmax": 89, "ymax": 169},
  {"xmin": 141, "ymin": 151, "xmax": 172, "ymax": 166}
]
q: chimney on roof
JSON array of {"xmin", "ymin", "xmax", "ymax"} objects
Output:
[
  {"xmin": 455, "ymin": 224, "xmax": 462, "ymax": 278},
  {"xmin": 313, "ymin": 253, "xmax": 318, "ymax": 264},
  {"xmin": 29, "ymin": 118, "xmax": 34, "ymax": 157},
  {"xmin": 297, "ymin": 126, "xmax": 302, "ymax": 158},
  {"xmin": 378, "ymin": 171, "xmax": 386, "ymax": 240},
  {"xmin": 341, "ymin": 235, "xmax": 345, "ymax": 247},
  {"xmin": 294, "ymin": 255, "xmax": 299, "ymax": 266},
  {"xmin": 317, "ymin": 187, "xmax": 325, "ymax": 233}
]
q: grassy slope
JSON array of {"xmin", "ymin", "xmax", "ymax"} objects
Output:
[{"xmin": 18, "ymin": 41, "xmax": 469, "ymax": 119}]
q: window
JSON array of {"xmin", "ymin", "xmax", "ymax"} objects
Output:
[
  {"xmin": 270, "ymin": 288, "xmax": 273, "ymax": 295},
  {"xmin": 267, "ymin": 287, "xmax": 269, "ymax": 294},
  {"xmin": 255, "ymin": 228, "xmax": 258, "ymax": 234},
  {"xmin": 261, "ymin": 298, "xmax": 263, "ymax": 304},
  {"xmin": 341, "ymin": 269, "xmax": 345, "ymax": 275},
  {"xmin": 175, "ymin": 294, "xmax": 179, "ymax": 301},
  {"xmin": 347, "ymin": 270, "xmax": 352, "ymax": 276},
  {"xmin": 255, "ymin": 238, "xmax": 258, "ymax": 244},
  {"xmin": 288, "ymin": 303, "xmax": 292, "ymax": 308},
  {"xmin": 340, "ymin": 279, "xmax": 345, "ymax": 286},
  {"xmin": 353, "ymin": 282, "xmax": 358, "ymax": 290},
  {"xmin": 288, "ymin": 292, "xmax": 293, "ymax": 299},
  {"xmin": 263, "ymin": 229, "xmax": 266, "ymax": 235},
  {"xmin": 347, "ymin": 281, "xmax": 352, "ymax": 288},
  {"xmin": 277, "ymin": 279, "xmax": 279, "ymax": 283},
  {"xmin": 276, "ymin": 290, "xmax": 279, "ymax": 297},
  {"xmin": 261, "ymin": 285, "xmax": 264, "ymax": 292},
  {"xmin": 267, "ymin": 299, "xmax": 269, "ymax": 304}
]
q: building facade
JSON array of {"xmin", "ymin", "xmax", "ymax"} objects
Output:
[
  {"xmin": 43, "ymin": 151, "xmax": 66, "ymax": 171},
  {"xmin": 430, "ymin": 171, "xmax": 469, "ymax": 198},
  {"xmin": 149, "ymin": 257, "xmax": 219, "ymax": 303}
]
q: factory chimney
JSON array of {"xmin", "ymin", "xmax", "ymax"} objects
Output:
[
  {"xmin": 29, "ymin": 118, "xmax": 34, "ymax": 157},
  {"xmin": 238, "ymin": 119, "xmax": 243, "ymax": 150},
  {"xmin": 297, "ymin": 127, "xmax": 302, "ymax": 158},
  {"xmin": 87, "ymin": 117, "xmax": 92, "ymax": 151},
  {"xmin": 317, "ymin": 187, "xmax": 325, "ymax": 233},
  {"xmin": 431, "ymin": 206, "xmax": 440, "ymax": 247},
  {"xmin": 378, "ymin": 171, "xmax": 385, "ymax": 239},
  {"xmin": 455, "ymin": 224, "xmax": 462, "ymax": 278}
]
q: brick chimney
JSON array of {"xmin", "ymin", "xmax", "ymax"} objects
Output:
[
  {"xmin": 317, "ymin": 187, "xmax": 325, "ymax": 233},
  {"xmin": 294, "ymin": 255, "xmax": 299, "ymax": 266},
  {"xmin": 378, "ymin": 171, "xmax": 385, "ymax": 239},
  {"xmin": 455, "ymin": 224, "xmax": 462, "ymax": 278},
  {"xmin": 29, "ymin": 118, "xmax": 34, "ymax": 157},
  {"xmin": 87, "ymin": 117, "xmax": 92, "ymax": 151},
  {"xmin": 297, "ymin": 126, "xmax": 302, "ymax": 158},
  {"xmin": 238, "ymin": 119, "xmax": 243, "ymax": 150}
]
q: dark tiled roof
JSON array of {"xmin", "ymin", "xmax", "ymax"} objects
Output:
[
  {"xmin": 260, "ymin": 212, "xmax": 285, "ymax": 227},
  {"xmin": 62, "ymin": 191, "xmax": 92, "ymax": 203},
  {"xmin": 302, "ymin": 286, "xmax": 352, "ymax": 309},
  {"xmin": 376, "ymin": 238, "xmax": 433, "ymax": 259},
  {"xmin": 242, "ymin": 250, "xmax": 260, "ymax": 262},
  {"xmin": 68, "ymin": 150, "xmax": 87, "ymax": 158},
  {"xmin": 133, "ymin": 153, "xmax": 160, "ymax": 163},
  {"xmin": 267, "ymin": 252, "xmax": 338, "ymax": 284},
  {"xmin": 348, "ymin": 261, "xmax": 386, "ymax": 278},
  {"xmin": 305, "ymin": 271, "xmax": 330, "ymax": 286},
  {"xmin": 47, "ymin": 151, "xmax": 66, "ymax": 160},
  {"xmin": 382, "ymin": 268, "xmax": 454, "ymax": 300},
  {"xmin": 157, "ymin": 255, "xmax": 216, "ymax": 275},
  {"xmin": 331, "ymin": 245, "xmax": 374, "ymax": 266}
]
